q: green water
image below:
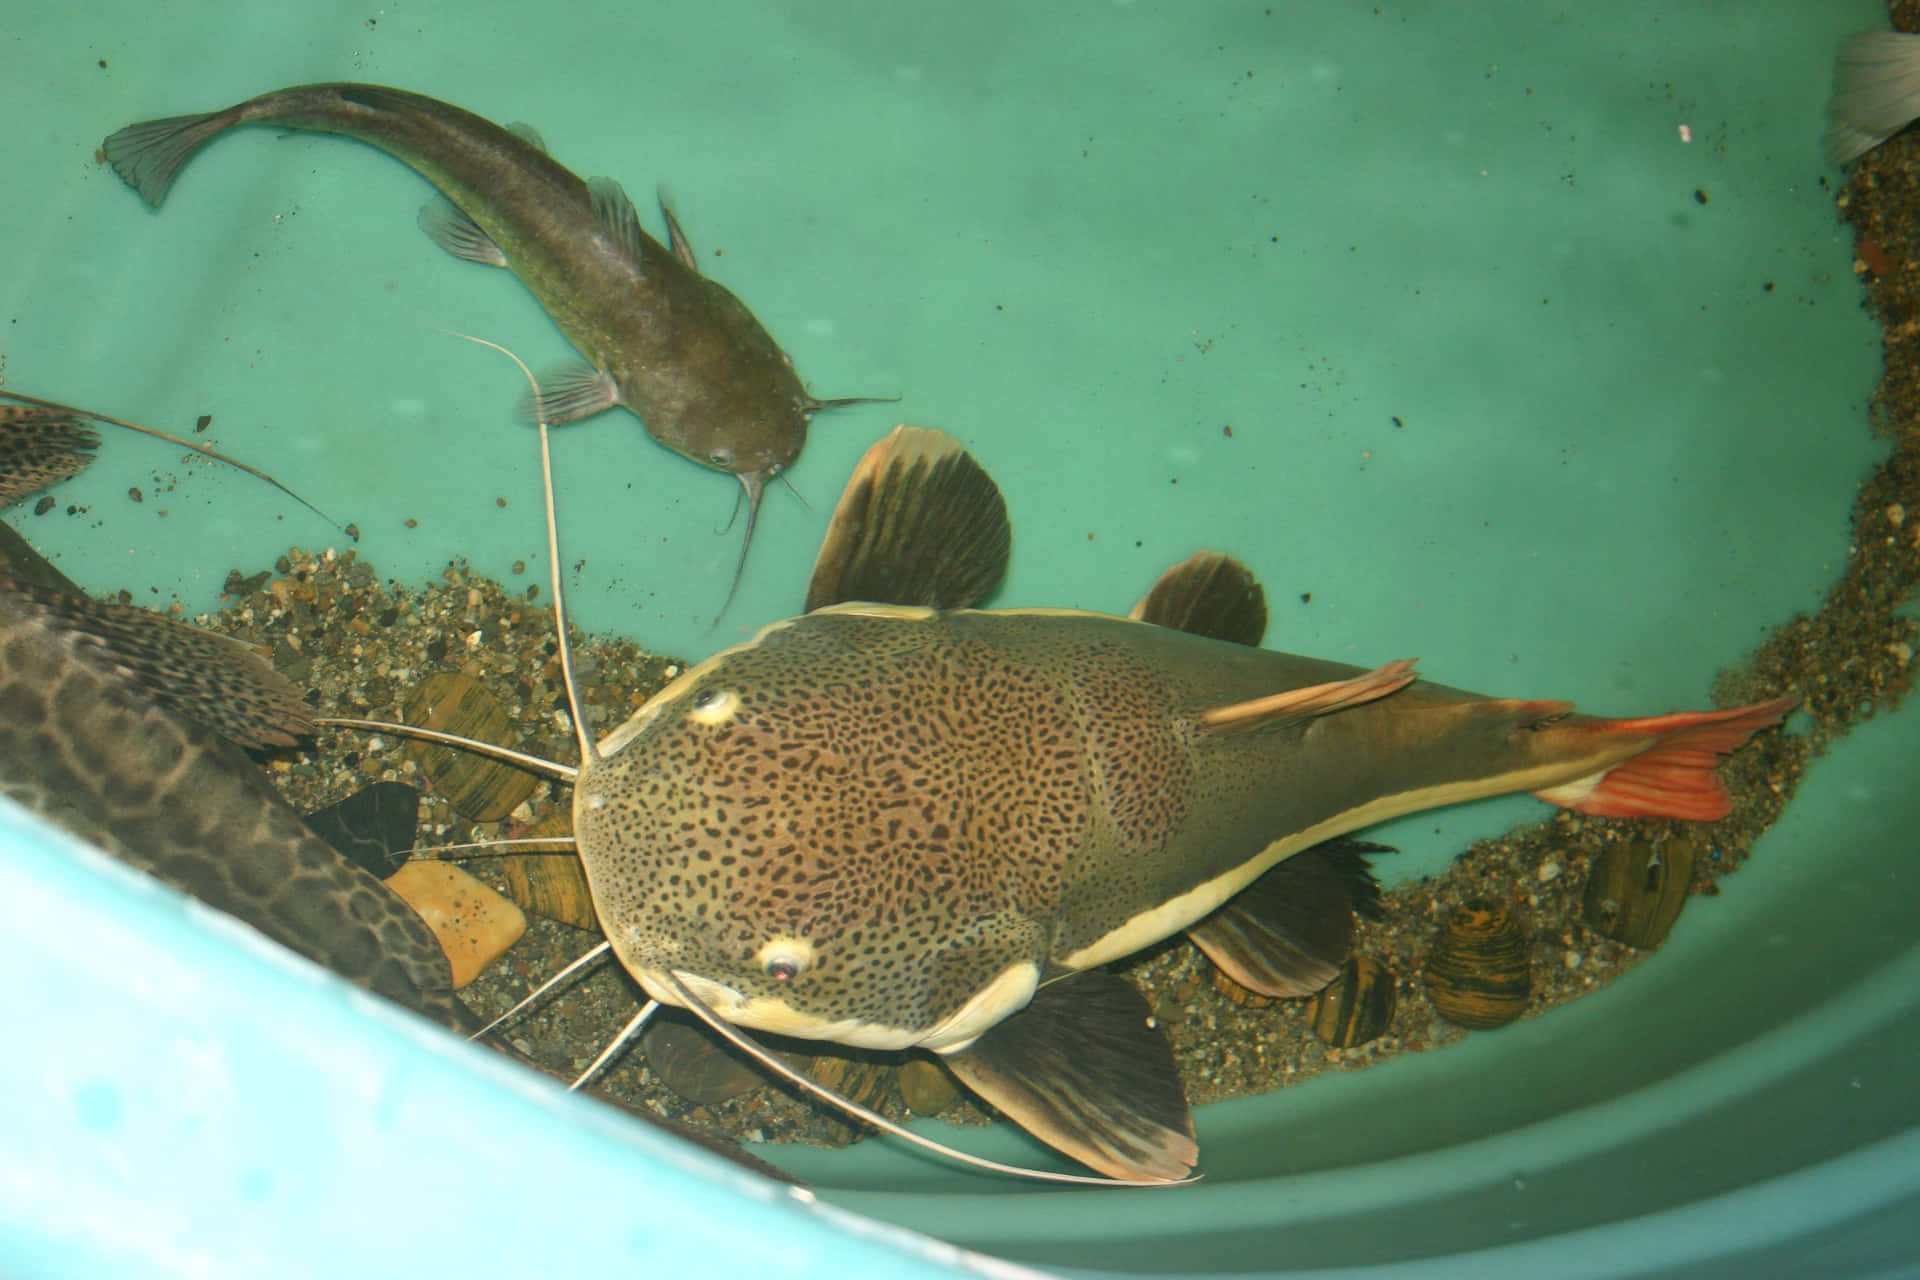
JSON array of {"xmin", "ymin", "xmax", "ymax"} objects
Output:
[{"xmin": 4, "ymin": 0, "xmax": 1911, "ymax": 1272}]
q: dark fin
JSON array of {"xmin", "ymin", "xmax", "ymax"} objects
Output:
[
  {"xmin": 1197, "ymin": 658, "xmax": 1418, "ymax": 732},
  {"xmin": 1825, "ymin": 31, "xmax": 1920, "ymax": 165},
  {"xmin": 418, "ymin": 196, "xmax": 509, "ymax": 266},
  {"xmin": 0, "ymin": 522, "xmax": 80, "ymax": 595},
  {"xmin": 1187, "ymin": 837, "xmax": 1388, "ymax": 998},
  {"xmin": 528, "ymin": 363, "xmax": 620, "ymax": 425},
  {"xmin": 657, "ymin": 189, "xmax": 699, "ymax": 272},
  {"xmin": 587, "ymin": 176, "xmax": 650, "ymax": 265},
  {"xmin": 0, "ymin": 576, "xmax": 314, "ymax": 748},
  {"xmin": 1129, "ymin": 550, "xmax": 1266, "ymax": 646},
  {"xmin": 942, "ymin": 969, "xmax": 1196, "ymax": 1182},
  {"xmin": 0, "ymin": 389, "xmax": 348, "ymax": 539},
  {"xmin": 1531, "ymin": 697, "xmax": 1799, "ymax": 821},
  {"xmin": 303, "ymin": 781, "xmax": 421, "ymax": 879},
  {"xmin": 102, "ymin": 110, "xmax": 231, "ymax": 207},
  {"xmin": 0, "ymin": 405, "xmax": 100, "ymax": 507},
  {"xmin": 505, "ymin": 121, "xmax": 548, "ymax": 152},
  {"xmin": 803, "ymin": 425, "xmax": 1011, "ymax": 612}
]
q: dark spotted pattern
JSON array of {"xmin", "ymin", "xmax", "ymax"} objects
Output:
[
  {"xmin": 0, "ymin": 600, "xmax": 466, "ymax": 1029},
  {"xmin": 0, "ymin": 407, "xmax": 98, "ymax": 507},
  {"xmin": 572, "ymin": 601, "xmax": 1677, "ymax": 1045},
  {"xmin": 1070, "ymin": 640, "xmax": 1191, "ymax": 853}
]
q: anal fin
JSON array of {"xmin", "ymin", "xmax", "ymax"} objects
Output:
[
  {"xmin": 941, "ymin": 969, "xmax": 1196, "ymax": 1182},
  {"xmin": 1187, "ymin": 837, "xmax": 1387, "ymax": 997},
  {"xmin": 1130, "ymin": 550, "xmax": 1267, "ymax": 647},
  {"xmin": 803, "ymin": 425, "xmax": 1011, "ymax": 612}
]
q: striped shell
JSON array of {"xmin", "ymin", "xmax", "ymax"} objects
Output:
[
  {"xmin": 1423, "ymin": 899, "xmax": 1531, "ymax": 1029},
  {"xmin": 1582, "ymin": 837, "xmax": 1697, "ymax": 950},
  {"xmin": 1309, "ymin": 954, "xmax": 1398, "ymax": 1048}
]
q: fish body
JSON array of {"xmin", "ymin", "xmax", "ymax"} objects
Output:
[
  {"xmin": 575, "ymin": 600, "xmax": 1786, "ymax": 1052},
  {"xmin": 554, "ymin": 426, "xmax": 1795, "ymax": 1179},
  {"xmin": 104, "ymin": 83, "xmax": 857, "ymax": 603}
]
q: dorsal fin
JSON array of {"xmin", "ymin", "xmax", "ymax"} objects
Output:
[
  {"xmin": 587, "ymin": 176, "xmax": 650, "ymax": 265},
  {"xmin": 1197, "ymin": 658, "xmax": 1418, "ymax": 732},
  {"xmin": 940, "ymin": 969, "xmax": 1197, "ymax": 1182},
  {"xmin": 803, "ymin": 425, "xmax": 1011, "ymax": 612},
  {"xmin": 1186, "ymin": 837, "xmax": 1387, "ymax": 997},
  {"xmin": 1129, "ymin": 550, "xmax": 1266, "ymax": 646},
  {"xmin": 0, "ymin": 576, "xmax": 314, "ymax": 748},
  {"xmin": 0, "ymin": 405, "xmax": 100, "ymax": 508}
]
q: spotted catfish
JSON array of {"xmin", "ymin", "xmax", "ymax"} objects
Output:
[{"xmin": 566, "ymin": 427, "xmax": 1796, "ymax": 1181}]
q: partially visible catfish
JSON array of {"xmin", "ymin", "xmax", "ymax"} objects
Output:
[
  {"xmin": 0, "ymin": 415, "xmax": 466, "ymax": 1027},
  {"xmin": 103, "ymin": 83, "xmax": 879, "ymax": 611}
]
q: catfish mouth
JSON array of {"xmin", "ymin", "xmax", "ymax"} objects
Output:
[{"xmin": 661, "ymin": 968, "xmax": 926, "ymax": 1052}]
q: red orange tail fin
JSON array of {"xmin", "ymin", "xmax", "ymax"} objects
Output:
[{"xmin": 1531, "ymin": 696, "xmax": 1798, "ymax": 821}]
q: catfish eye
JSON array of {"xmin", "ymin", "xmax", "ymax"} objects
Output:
[
  {"xmin": 708, "ymin": 447, "xmax": 733, "ymax": 467},
  {"xmin": 686, "ymin": 687, "xmax": 738, "ymax": 723},
  {"xmin": 693, "ymin": 689, "xmax": 720, "ymax": 708}
]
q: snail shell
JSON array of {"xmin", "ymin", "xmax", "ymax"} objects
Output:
[
  {"xmin": 1209, "ymin": 968, "xmax": 1277, "ymax": 1008},
  {"xmin": 1309, "ymin": 954, "xmax": 1398, "ymax": 1048},
  {"xmin": 1423, "ymin": 899, "xmax": 1531, "ymax": 1029},
  {"xmin": 498, "ymin": 811, "xmax": 600, "ymax": 931},
  {"xmin": 1583, "ymin": 838, "xmax": 1697, "ymax": 950},
  {"xmin": 642, "ymin": 1019, "xmax": 771, "ymax": 1105},
  {"xmin": 402, "ymin": 672, "xmax": 538, "ymax": 821}
]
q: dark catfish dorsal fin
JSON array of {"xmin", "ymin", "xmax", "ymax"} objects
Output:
[
  {"xmin": 303, "ymin": 781, "xmax": 421, "ymax": 879},
  {"xmin": 657, "ymin": 189, "xmax": 699, "ymax": 272},
  {"xmin": 1129, "ymin": 550, "xmax": 1267, "ymax": 646},
  {"xmin": 418, "ymin": 196, "xmax": 509, "ymax": 267},
  {"xmin": 587, "ymin": 176, "xmax": 650, "ymax": 265},
  {"xmin": 1198, "ymin": 658, "xmax": 1419, "ymax": 733},
  {"xmin": 1187, "ymin": 837, "xmax": 1389, "ymax": 997},
  {"xmin": 941, "ymin": 969, "xmax": 1196, "ymax": 1183},
  {"xmin": 0, "ymin": 576, "xmax": 314, "ymax": 748},
  {"xmin": 0, "ymin": 406, "xmax": 101, "ymax": 508},
  {"xmin": 803, "ymin": 425, "xmax": 1012, "ymax": 613}
]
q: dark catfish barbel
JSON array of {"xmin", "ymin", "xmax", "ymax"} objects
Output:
[
  {"xmin": 102, "ymin": 82, "xmax": 887, "ymax": 616},
  {"xmin": 336, "ymin": 402, "xmax": 1798, "ymax": 1183},
  {"xmin": 0, "ymin": 389, "xmax": 350, "ymax": 538}
]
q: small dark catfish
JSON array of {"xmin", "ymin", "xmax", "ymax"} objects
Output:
[{"xmin": 103, "ymin": 83, "xmax": 879, "ymax": 612}]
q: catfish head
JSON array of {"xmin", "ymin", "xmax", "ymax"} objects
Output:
[{"xmin": 569, "ymin": 607, "xmax": 1057, "ymax": 1053}]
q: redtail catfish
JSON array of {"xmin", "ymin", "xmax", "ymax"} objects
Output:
[
  {"xmin": 536, "ymin": 426, "xmax": 1796, "ymax": 1181},
  {"xmin": 102, "ymin": 83, "xmax": 881, "ymax": 613}
]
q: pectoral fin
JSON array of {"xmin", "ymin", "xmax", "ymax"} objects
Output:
[
  {"xmin": 804, "ymin": 425, "xmax": 1012, "ymax": 612},
  {"xmin": 418, "ymin": 196, "xmax": 509, "ymax": 267},
  {"xmin": 941, "ymin": 969, "xmax": 1196, "ymax": 1182},
  {"xmin": 528, "ymin": 363, "xmax": 621, "ymax": 425},
  {"xmin": 0, "ymin": 406, "xmax": 99, "ymax": 507},
  {"xmin": 1187, "ymin": 837, "xmax": 1387, "ymax": 997},
  {"xmin": 1197, "ymin": 658, "xmax": 1419, "ymax": 732},
  {"xmin": 303, "ymin": 781, "xmax": 421, "ymax": 879},
  {"xmin": 1130, "ymin": 550, "xmax": 1267, "ymax": 647},
  {"xmin": 0, "ymin": 576, "xmax": 314, "ymax": 748}
]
